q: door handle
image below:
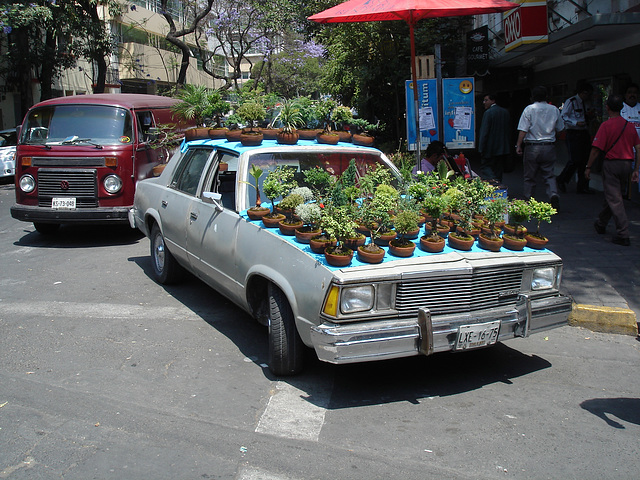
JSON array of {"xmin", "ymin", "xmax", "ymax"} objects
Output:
[
  {"xmin": 190, "ymin": 212, "xmax": 198, "ymax": 221},
  {"xmin": 161, "ymin": 200, "xmax": 168, "ymax": 208}
]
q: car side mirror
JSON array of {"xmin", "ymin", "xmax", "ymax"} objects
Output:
[{"xmin": 202, "ymin": 191, "xmax": 224, "ymax": 212}]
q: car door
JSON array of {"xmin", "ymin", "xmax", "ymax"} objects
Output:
[
  {"xmin": 160, "ymin": 147, "xmax": 215, "ymax": 265},
  {"xmin": 185, "ymin": 151, "xmax": 247, "ymax": 302}
]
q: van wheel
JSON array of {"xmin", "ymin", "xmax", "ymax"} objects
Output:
[
  {"xmin": 34, "ymin": 222, "xmax": 60, "ymax": 235},
  {"xmin": 268, "ymin": 283, "xmax": 304, "ymax": 376},
  {"xmin": 150, "ymin": 223, "xmax": 184, "ymax": 285}
]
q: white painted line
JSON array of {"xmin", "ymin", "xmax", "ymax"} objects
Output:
[
  {"xmin": 255, "ymin": 380, "xmax": 332, "ymax": 442},
  {"xmin": 237, "ymin": 467, "xmax": 297, "ymax": 480}
]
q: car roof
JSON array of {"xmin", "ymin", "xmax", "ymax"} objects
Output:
[
  {"xmin": 181, "ymin": 138, "xmax": 383, "ymax": 155},
  {"xmin": 27, "ymin": 94, "xmax": 180, "ymax": 111}
]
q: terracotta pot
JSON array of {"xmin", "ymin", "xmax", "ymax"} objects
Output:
[
  {"xmin": 309, "ymin": 236, "xmax": 336, "ymax": 254},
  {"xmin": 478, "ymin": 234, "xmax": 504, "ymax": 252},
  {"xmin": 525, "ymin": 233, "xmax": 549, "ymax": 250},
  {"xmin": 356, "ymin": 224, "xmax": 371, "ymax": 237},
  {"xmin": 357, "ymin": 245, "xmax": 386, "ymax": 264},
  {"xmin": 316, "ymin": 132, "xmax": 340, "ymax": 145},
  {"xmin": 344, "ymin": 234, "xmax": 366, "ymax": 249},
  {"xmin": 185, "ymin": 127, "xmax": 209, "ymax": 141},
  {"xmin": 503, "ymin": 234, "xmax": 527, "ymax": 251},
  {"xmin": 481, "ymin": 225, "xmax": 502, "ymax": 237},
  {"xmin": 457, "ymin": 225, "xmax": 481, "ymax": 239},
  {"xmin": 419, "ymin": 235, "xmax": 446, "ymax": 253},
  {"xmin": 324, "ymin": 247, "xmax": 354, "ymax": 267},
  {"xmin": 403, "ymin": 228, "xmax": 421, "ymax": 240},
  {"xmin": 374, "ymin": 231, "xmax": 397, "ymax": 246},
  {"xmin": 503, "ymin": 224, "xmax": 527, "ymax": 236},
  {"xmin": 294, "ymin": 227, "xmax": 322, "ymax": 244},
  {"xmin": 276, "ymin": 131, "xmax": 299, "ymax": 145},
  {"xmin": 225, "ymin": 129, "xmax": 242, "ymax": 142},
  {"xmin": 389, "ymin": 240, "xmax": 416, "ymax": 257},
  {"xmin": 298, "ymin": 129, "xmax": 322, "ymax": 140},
  {"xmin": 260, "ymin": 128, "xmax": 279, "ymax": 140},
  {"xmin": 246, "ymin": 206, "xmax": 270, "ymax": 220},
  {"xmin": 448, "ymin": 233, "xmax": 475, "ymax": 251},
  {"xmin": 278, "ymin": 220, "xmax": 303, "ymax": 236},
  {"xmin": 219, "ymin": 162, "xmax": 228, "ymax": 172},
  {"xmin": 352, "ymin": 133, "xmax": 375, "ymax": 146},
  {"xmin": 336, "ymin": 131, "xmax": 352, "ymax": 143},
  {"xmin": 240, "ymin": 132, "xmax": 263, "ymax": 146},
  {"xmin": 261, "ymin": 213, "xmax": 286, "ymax": 228},
  {"xmin": 208, "ymin": 128, "xmax": 228, "ymax": 139},
  {"xmin": 450, "ymin": 212, "xmax": 462, "ymax": 222},
  {"xmin": 424, "ymin": 224, "xmax": 450, "ymax": 239}
]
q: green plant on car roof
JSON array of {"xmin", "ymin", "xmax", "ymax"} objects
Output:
[
  {"xmin": 276, "ymin": 99, "xmax": 305, "ymax": 134},
  {"xmin": 237, "ymin": 101, "xmax": 266, "ymax": 132},
  {"xmin": 528, "ymin": 198, "xmax": 556, "ymax": 236}
]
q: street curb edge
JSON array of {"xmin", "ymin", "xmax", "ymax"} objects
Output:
[{"xmin": 568, "ymin": 303, "xmax": 638, "ymax": 336}]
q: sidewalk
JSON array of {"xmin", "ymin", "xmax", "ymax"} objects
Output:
[{"xmin": 477, "ymin": 146, "xmax": 640, "ymax": 336}]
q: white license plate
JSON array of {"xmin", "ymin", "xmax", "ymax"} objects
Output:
[
  {"xmin": 455, "ymin": 320, "xmax": 501, "ymax": 350},
  {"xmin": 52, "ymin": 197, "xmax": 76, "ymax": 209}
]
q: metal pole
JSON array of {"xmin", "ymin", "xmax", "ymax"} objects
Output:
[
  {"xmin": 435, "ymin": 43, "xmax": 443, "ymax": 143},
  {"xmin": 409, "ymin": 20, "xmax": 421, "ymax": 171}
]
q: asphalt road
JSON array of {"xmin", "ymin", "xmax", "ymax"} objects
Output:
[{"xmin": 1, "ymin": 180, "xmax": 639, "ymax": 480}]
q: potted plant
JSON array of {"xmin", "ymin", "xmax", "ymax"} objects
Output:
[
  {"xmin": 525, "ymin": 198, "xmax": 556, "ymax": 249},
  {"xmin": 503, "ymin": 199, "xmax": 531, "ymax": 250},
  {"xmin": 419, "ymin": 195, "xmax": 448, "ymax": 253},
  {"xmin": 297, "ymin": 96, "xmax": 322, "ymax": 139},
  {"xmin": 276, "ymin": 99, "xmax": 304, "ymax": 145},
  {"xmin": 447, "ymin": 189, "xmax": 476, "ymax": 251},
  {"xmin": 322, "ymin": 205, "xmax": 358, "ymax": 267},
  {"xmin": 277, "ymin": 193, "xmax": 305, "ymax": 235},
  {"xmin": 303, "ymin": 166, "xmax": 334, "ymax": 203},
  {"xmin": 244, "ymin": 164, "xmax": 270, "ymax": 220},
  {"xmin": 330, "ymin": 105, "xmax": 353, "ymax": 142},
  {"xmin": 172, "ymin": 84, "xmax": 212, "ymax": 139},
  {"xmin": 315, "ymin": 98, "xmax": 339, "ymax": 144},
  {"xmin": 370, "ymin": 184, "xmax": 399, "ymax": 246},
  {"xmin": 294, "ymin": 203, "xmax": 322, "ymax": 244},
  {"xmin": 261, "ymin": 166, "xmax": 296, "ymax": 227},
  {"xmin": 237, "ymin": 101, "xmax": 266, "ymax": 145},
  {"xmin": 478, "ymin": 197, "xmax": 507, "ymax": 251},
  {"xmin": 350, "ymin": 118, "xmax": 380, "ymax": 147},
  {"xmin": 389, "ymin": 209, "xmax": 419, "ymax": 257},
  {"xmin": 204, "ymin": 90, "xmax": 231, "ymax": 138},
  {"xmin": 225, "ymin": 113, "xmax": 244, "ymax": 141}
]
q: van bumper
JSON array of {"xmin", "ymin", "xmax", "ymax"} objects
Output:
[{"xmin": 10, "ymin": 204, "xmax": 131, "ymax": 224}]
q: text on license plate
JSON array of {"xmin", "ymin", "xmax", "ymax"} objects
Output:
[
  {"xmin": 455, "ymin": 320, "xmax": 501, "ymax": 350},
  {"xmin": 52, "ymin": 197, "xmax": 76, "ymax": 209}
]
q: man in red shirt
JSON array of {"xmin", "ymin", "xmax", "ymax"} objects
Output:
[{"xmin": 585, "ymin": 94, "xmax": 640, "ymax": 246}]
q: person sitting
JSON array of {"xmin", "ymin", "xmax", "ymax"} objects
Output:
[{"xmin": 412, "ymin": 141, "xmax": 446, "ymax": 175}]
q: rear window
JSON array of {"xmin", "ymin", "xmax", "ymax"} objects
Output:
[{"xmin": 20, "ymin": 105, "xmax": 133, "ymax": 146}]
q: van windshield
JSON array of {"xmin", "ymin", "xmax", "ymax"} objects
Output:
[{"xmin": 21, "ymin": 105, "xmax": 133, "ymax": 146}]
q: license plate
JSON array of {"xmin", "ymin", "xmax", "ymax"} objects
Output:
[
  {"xmin": 52, "ymin": 197, "xmax": 76, "ymax": 209},
  {"xmin": 455, "ymin": 320, "xmax": 501, "ymax": 350}
]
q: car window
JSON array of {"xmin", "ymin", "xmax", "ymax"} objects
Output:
[{"xmin": 171, "ymin": 148, "xmax": 214, "ymax": 196}]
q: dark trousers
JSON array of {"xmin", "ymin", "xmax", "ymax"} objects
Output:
[
  {"xmin": 480, "ymin": 154, "xmax": 509, "ymax": 182},
  {"xmin": 558, "ymin": 130, "xmax": 591, "ymax": 191},
  {"xmin": 596, "ymin": 160, "xmax": 633, "ymax": 238}
]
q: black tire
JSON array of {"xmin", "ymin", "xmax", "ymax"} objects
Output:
[
  {"xmin": 33, "ymin": 222, "xmax": 60, "ymax": 235},
  {"xmin": 150, "ymin": 223, "xmax": 184, "ymax": 285},
  {"xmin": 268, "ymin": 283, "xmax": 304, "ymax": 376}
]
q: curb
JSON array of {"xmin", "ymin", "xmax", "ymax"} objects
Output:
[{"xmin": 568, "ymin": 303, "xmax": 638, "ymax": 336}]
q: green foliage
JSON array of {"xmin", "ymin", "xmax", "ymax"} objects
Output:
[
  {"xmin": 246, "ymin": 164, "xmax": 264, "ymax": 207},
  {"xmin": 322, "ymin": 205, "xmax": 358, "ymax": 250},
  {"xmin": 314, "ymin": 98, "xmax": 337, "ymax": 132},
  {"xmin": 295, "ymin": 203, "xmax": 322, "ymax": 230},
  {"xmin": 331, "ymin": 105, "xmax": 353, "ymax": 130},
  {"xmin": 276, "ymin": 98, "xmax": 305, "ymax": 133},
  {"xmin": 422, "ymin": 195, "xmax": 448, "ymax": 239},
  {"xmin": 262, "ymin": 165, "xmax": 297, "ymax": 212},
  {"xmin": 393, "ymin": 209, "xmax": 419, "ymax": 239},
  {"xmin": 508, "ymin": 199, "xmax": 532, "ymax": 226},
  {"xmin": 279, "ymin": 193, "xmax": 304, "ymax": 222},
  {"xmin": 528, "ymin": 198, "xmax": 556, "ymax": 233},
  {"xmin": 483, "ymin": 197, "xmax": 508, "ymax": 239},
  {"xmin": 304, "ymin": 167, "xmax": 333, "ymax": 200},
  {"xmin": 290, "ymin": 187, "xmax": 314, "ymax": 203},
  {"xmin": 237, "ymin": 101, "xmax": 267, "ymax": 130}
]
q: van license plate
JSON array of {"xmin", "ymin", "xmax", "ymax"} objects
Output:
[
  {"xmin": 455, "ymin": 321, "xmax": 501, "ymax": 350},
  {"xmin": 52, "ymin": 197, "xmax": 76, "ymax": 209}
]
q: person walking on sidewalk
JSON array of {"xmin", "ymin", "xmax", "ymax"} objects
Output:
[
  {"xmin": 479, "ymin": 93, "xmax": 510, "ymax": 182},
  {"xmin": 621, "ymin": 83, "xmax": 640, "ymax": 137},
  {"xmin": 586, "ymin": 94, "xmax": 640, "ymax": 246},
  {"xmin": 557, "ymin": 81, "xmax": 594, "ymax": 194},
  {"xmin": 515, "ymin": 86, "xmax": 564, "ymax": 211}
]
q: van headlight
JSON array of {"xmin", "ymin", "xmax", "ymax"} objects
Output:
[
  {"xmin": 19, "ymin": 174, "xmax": 35, "ymax": 193},
  {"xmin": 103, "ymin": 174, "xmax": 122, "ymax": 194},
  {"xmin": 532, "ymin": 267, "xmax": 555, "ymax": 290}
]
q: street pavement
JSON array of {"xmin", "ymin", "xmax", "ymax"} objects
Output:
[{"xmin": 470, "ymin": 148, "xmax": 640, "ymax": 337}]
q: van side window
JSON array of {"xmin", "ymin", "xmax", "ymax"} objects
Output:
[
  {"xmin": 136, "ymin": 111, "xmax": 154, "ymax": 142},
  {"xmin": 171, "ymin": 148, "xmax": 213, "ymax": 196}
]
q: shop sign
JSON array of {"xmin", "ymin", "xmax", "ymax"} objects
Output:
[{"xmin": 504, "ymin": 1, "xmax": 548, "ymax": 52}]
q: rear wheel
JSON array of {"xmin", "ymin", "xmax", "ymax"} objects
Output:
[
  {"xmin": 33, "ymin": 222, "xmax": 60, "ymax": 235},
  {"xmin": 150, "ymin": 223, "xmax": 184, "ymax": 285},
  {"xmin": 268, "ymin": 283, "xmax": 304, "ymax": 376}
]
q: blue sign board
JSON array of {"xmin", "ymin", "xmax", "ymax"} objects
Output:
[
  {"xmin": 442, "ymin": 78, "xmax": 475, "ymax": 150},
  {"xmin": 405, "ymin": 79, "xmax": 438, "ymax": 151}
]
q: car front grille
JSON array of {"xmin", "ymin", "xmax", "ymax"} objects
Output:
[
  {"xmin": 395, "ymin": 265, "xmax": 524, "ymax": 317},
  {"xmin": 37, "ymin": 169, "xmax": 98, "ymax": 208}
]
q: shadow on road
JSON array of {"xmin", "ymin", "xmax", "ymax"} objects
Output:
[
  {"xmin": 580, "ymin": 397, "xmax": 640, "ymax": 429},
  {"xmin": 14, "ymin": 223, "xmax": 144, "ymax": 248}
]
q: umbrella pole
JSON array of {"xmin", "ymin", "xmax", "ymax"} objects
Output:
[{"xmin": 409, "ymin": 20, "xmax": 421, "ymax": 171}]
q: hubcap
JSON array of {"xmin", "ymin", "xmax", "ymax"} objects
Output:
[{"xmin": 154, "ymin": 235, "xmax": 165, "ymax": 271}]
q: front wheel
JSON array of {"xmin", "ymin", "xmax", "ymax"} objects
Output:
[
  {"xmin": 268, "ymin": 283, "xmax": 304, "ymax": 376},
  {"xmin": 150, "ymin": 223, "xmax": 184, "ymax": 285}
]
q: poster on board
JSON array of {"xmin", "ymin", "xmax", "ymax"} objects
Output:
[
  {"xmin": 405, "ymin": 79, "xmax": 438, "ymax": 151},
  {"xmin": 443, "ymin": 78, "xmax": 475, "ymax": 150}
]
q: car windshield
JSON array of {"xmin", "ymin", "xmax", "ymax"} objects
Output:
[
  {"xmin": 20, "ymin": 105, "xmax": 133, "ymax": 146},
  {"xmin": 244, "ymin": 150, "xmax": 399, "ymax": 208}
]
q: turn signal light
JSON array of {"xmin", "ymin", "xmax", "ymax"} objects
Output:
[
  {"xmin": 322, "ymin": 286, "xmax": 340, "ymax": 317},
  {"xmin": 105, "ymin": 156, "xmax": 118, "ymax": 167},
  {"xmin": 21, "ymin": 157, "xmax": 32, "ymax": 167}
]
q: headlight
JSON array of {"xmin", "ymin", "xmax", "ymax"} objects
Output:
[
  {"xmin": 340, "ymin": 285, "xmax": 375, "ymax": 314},
  {"xmin": 19, "ymin": 174, "xmax": 35, "ymax": 193},
  {"xmin": 532, "ymin": 267, "xmax": 555, "ymax": 290},
  {"xmin": 103, "ymin": 174, "xmax": 122, "ymax": 194}
]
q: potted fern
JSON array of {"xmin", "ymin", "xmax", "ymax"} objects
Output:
[{"xmin": 276, "ymin": 99, "xmax": 304, "ymax": 145}]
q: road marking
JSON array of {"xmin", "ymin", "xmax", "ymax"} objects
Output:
[
  {"xmin": 255, "ymin": 378, "xmax": 332, "ymax": 442},
  {"xmin": 237, "ymin": 467, "xmax": 299, "ymax": 480},
  {"xmin": 0, "ymin": 301, "xmax": 202, "ymax": 321}
]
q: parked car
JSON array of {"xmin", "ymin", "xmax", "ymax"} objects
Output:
[
  {"xmin": 0, "ymin": 128, "xmax": 17, "ymax": 178},
  {"xmin": 130, "ymin": 138, "xmax": 571, "ymax": 375}
]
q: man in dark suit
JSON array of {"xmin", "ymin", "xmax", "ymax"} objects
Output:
[{"xmin": 478, "ymin": 93, "xmax": 510, "ymax": 182}]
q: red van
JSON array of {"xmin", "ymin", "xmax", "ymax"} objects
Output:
[{"xmin": 11, "ymin": 94, "xmax": 191, "ymax": 234}]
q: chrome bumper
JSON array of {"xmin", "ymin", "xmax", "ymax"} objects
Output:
[{"xmin": 311, "ymin": 294, "xmax": 572, "ymax": 365}]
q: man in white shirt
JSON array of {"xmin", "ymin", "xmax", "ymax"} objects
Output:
[
  {"xmin": 621, "ymin": 83, "xmax": 640, "ymax": 138},
  {"xmin": 515, "ymin": 86, "xmax": 565, "ymax": 211}
]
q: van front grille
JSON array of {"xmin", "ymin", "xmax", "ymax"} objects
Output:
[{"xmin": 37, "ymin": 169, "xmax": 98, "ymax": 208}]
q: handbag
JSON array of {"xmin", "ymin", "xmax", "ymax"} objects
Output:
[{"xmin": 592, "ymin": 120, "xmax": 628, "ymax": 173}]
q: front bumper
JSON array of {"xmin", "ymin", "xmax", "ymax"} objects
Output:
[
  {"xmin": 311, "ymin": 293, "xmax": 572, "ymax": 364},
  {"xmin": 11, "ymin": 204, "xmax": 130, "ymax": 224}
]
